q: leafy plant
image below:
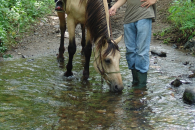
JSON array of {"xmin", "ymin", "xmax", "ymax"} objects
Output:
[
  {"xmin": 0, "ymin": 0, "xmax": 54, "ymax": 54},
  {"xmin": 3, "ymin": 54, "xmax": 12, "ymax": 58},
  {"xmin": 168, "ymin": 0, "xmax": 195, "ymax": 41}
]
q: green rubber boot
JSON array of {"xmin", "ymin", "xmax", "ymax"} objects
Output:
[
  {"xmin": 131, "ymin": 69, "xmax": 139, "ymax": 86},
  {"xmin": 136, "ymin": 71, "xmax": 147, "ymax": 89}
]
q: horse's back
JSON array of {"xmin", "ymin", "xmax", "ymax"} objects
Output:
[{"xmin": 65, "ymin": 0, "xmax": 87, "ymax": 24}]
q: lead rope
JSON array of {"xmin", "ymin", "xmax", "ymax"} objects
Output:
[{"xmin": 109, "ymin": 16, "xmax": 113, "ymax": 39}]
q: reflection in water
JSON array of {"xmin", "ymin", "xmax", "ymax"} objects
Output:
[
  {"xmin": 0, "ymin": 48, "xmax": 195, "ymax": 129},
  {"xmin": 120, "ymin": 88, "xmax": 153, "ymax": 129}
]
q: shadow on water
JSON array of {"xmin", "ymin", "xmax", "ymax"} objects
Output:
[{"xmin": 0, "ymin": 47, "xmax": 195, "ymax": 129}]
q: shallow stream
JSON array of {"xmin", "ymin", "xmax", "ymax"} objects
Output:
[{"xmin": 0, "ymin": 46, "xmax": 195, "ymax": 129}]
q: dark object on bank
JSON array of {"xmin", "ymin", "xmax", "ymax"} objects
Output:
[{"xmin": 151, "ymin": 50, "xmax": 167, "ymax": 57}]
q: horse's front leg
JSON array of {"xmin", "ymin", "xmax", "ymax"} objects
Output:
[
  {"xmin": 83, "ymin": 29, "xmax": 92, "ymax": 80},
  {"xmin": 57, "ymin": 12, "xmax": 66, "ymax": 62},
  {"xmin": 64, "ymin": 18, "xmax": 76, "ymax": 77},
  {"xmin": 81, "ymin": 24, "xmax": 86, "ymax": 55}
]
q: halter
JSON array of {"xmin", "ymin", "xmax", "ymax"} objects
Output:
[{"xmin": 93, "ymin": 47, "xmax": 121, "ymax": 79}]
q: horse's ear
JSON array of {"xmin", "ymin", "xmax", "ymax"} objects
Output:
[{"xmin": 114, "ymin": 35, "xmax": 123, "ymax": 44}]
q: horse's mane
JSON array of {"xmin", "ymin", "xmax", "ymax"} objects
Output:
[{"xmin": 80, "ymin": 0, "xmax": 119, "ymax": 57}]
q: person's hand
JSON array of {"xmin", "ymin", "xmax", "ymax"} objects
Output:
[
  {"xmin": 141, "ymin": 0, "xmax": 157, "ymax": 8},
  {"xmin": 109, "ymin": 6, "xmax": 117, "ymax": 16}
]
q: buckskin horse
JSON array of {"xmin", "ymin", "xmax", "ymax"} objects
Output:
[{"xmin": 56, "ymin": 0, "xmax": 124, "ymax": 92}]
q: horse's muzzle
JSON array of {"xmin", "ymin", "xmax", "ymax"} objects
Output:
[{"xmin": 111, "ymin": 84, "xmax": 124, "ymax": 92}]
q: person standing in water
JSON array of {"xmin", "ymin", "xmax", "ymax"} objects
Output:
[{"xmin": 109, "ymin": 0, "xmax": 157, "ymax": 88}]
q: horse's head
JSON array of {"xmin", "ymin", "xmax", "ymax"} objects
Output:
[{"xmin": 93, "ymin": 35, "xmax": 124, "ymax": 92}]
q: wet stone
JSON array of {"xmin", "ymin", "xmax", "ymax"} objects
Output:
[
  {"xmin": 55, "ymin": 29, "xmax": 60, "ymax": 33},
  {"xmin": 22, "ymin": 55, "xmax": 27, "ymax": 58},
  {"xmin": 151, "ymin": 50, "xmax": 167, "ymax": 57},
  {"xmin": 54, "ymin": 25, "xmax": 59, "ymax": 28},
  {"xmin": 172, "ymin": 44, "xmax": 178, "ymax": 49},
  {"xmin": 96, "ymin": 110, "xmax": 106, "ymax": 114},
  {"xmin": 26, "ymin": 59, "xmax": 34, "ymax": 62},
  {"xmin": 180, "ymin": 79, "xmax": 192, "ymax": 84},
  {"xmin": 183, "ymin": 87, "xmax": 195, "ymax": 104},
  {"xmin": 184, "ymin": 36, "xmax": 195, "ymax": 49},
  {"xmin": 189, "ymin": 64, "xmax": 195, "ymax": 72},
  {"xmin": 40, "ymin": 22, "xmax": 44, "ymax": 26},
  {"xmin": 171, "ymin": 79, "xmax": 182, "ymax": 87},
  {"xmin": 77, "ymin": 111, "xmax": 85, "ymax": 114},
  {"xmin": 188, "ymin": 73, "xmax": 195, "ymax": 78},
  {"xmin": 182, "ymin": 61, "xmax": 189, "ymax": 65}
]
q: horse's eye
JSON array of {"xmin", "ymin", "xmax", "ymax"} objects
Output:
[{"xmin": 104, "ymin": 58, "xmax": 111, "ymax": 64}]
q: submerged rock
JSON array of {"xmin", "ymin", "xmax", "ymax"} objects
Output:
[
  {"xmin": 183, "ymin": 87, "xmax": 195, "ymax": 104},
  {"xmin": 171, "ymin": 79, "xmax": 182, "ymax": 87}
]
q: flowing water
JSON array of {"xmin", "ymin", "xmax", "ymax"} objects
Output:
[{"xmin": 0, "ymin": 46, "xmax": 195, "ymax": 130}]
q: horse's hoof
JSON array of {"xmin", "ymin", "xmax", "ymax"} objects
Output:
[
  {"xmin": 57, "ymin": 56, "xmax": 64, "ymax": 63},
  {"xmin": 83, "ymin": 75, "xmax": 89, "ymax": 80},
  {"xmin": 64, "ymin": 71, "xmax": 73, "ymax": 77},
  {"xmin": 83, "ymin": 70, "xmax": 89, "ymax": 80}
]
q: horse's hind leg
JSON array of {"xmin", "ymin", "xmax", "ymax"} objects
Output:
[
  {"xmin": 64, "ymin": 17, "xmax": 76, "ymax": 77},
  {"xmin": 57, "ymin": 12, "xmax": 66, "ymax": 62},
  {"xmin": 81, "ymin": 24, "xmax": 86, "ymax": 55}
]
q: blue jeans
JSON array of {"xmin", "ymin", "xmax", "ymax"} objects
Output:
[{"xmin": 124, "ymin": 18, "xmax": 152, "ymax": 73}]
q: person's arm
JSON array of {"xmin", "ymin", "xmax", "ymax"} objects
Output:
[
  {"xmin": 140, "ymin": 0, "xmax": 157, "ymax": 8},
  {"xmin": 109, "ymin": 0, "xmax": 127, "ymax": 16}
]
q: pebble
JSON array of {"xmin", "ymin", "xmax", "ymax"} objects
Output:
[
  {"xmin": 54, "ymin": 25, "xmax": 59, "ymax": 28},
  {"xmin": 96, "ymin": 110, "xmax": 106, "ymax": 113},
  {"xmin": 77, "ymin": 111, "xmax": 85, "ymax": 114}
]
